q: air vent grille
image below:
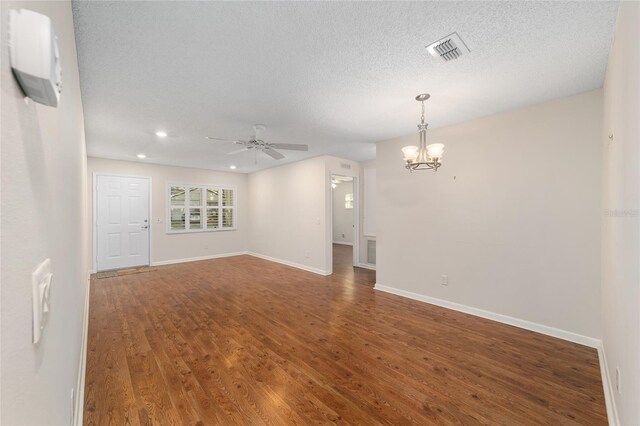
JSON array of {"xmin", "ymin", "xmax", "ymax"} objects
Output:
[
  {"xmin": 434, "ymin": 39, "xmax": 461, "ymax": 61},
  {"xmin": 426, "ymin": 32, "xmax": 470, "ymax": 63},
  {"xmin": 367, "ymin": 239, "xmax": 376, "ymax": 265}
]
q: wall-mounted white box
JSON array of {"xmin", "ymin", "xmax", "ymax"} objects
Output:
[{"xmin": 9, "ymin": 9, "xmax": 62, "ymax": 107}]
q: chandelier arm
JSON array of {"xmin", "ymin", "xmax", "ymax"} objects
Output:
[{"xmin": 406, "ymin": 160, "xmax": 439, "ymax": 171}]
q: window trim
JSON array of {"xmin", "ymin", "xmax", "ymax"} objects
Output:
[{"xmin": 166, "ymin": 182, "xmax": 238, "ymax": 234}]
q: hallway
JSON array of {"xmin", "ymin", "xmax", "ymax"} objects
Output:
[{"xmin": 332, "ymin": 243, "xmax": 375, "ymax": 285}]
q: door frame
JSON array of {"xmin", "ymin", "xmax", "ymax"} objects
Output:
[
  {"xmin": 93, "ymin": 172, "xmax": 153, "ymax": 272},
  {"xmin": 328, "ymin": 173, "xmax": 359, "ymax": 275}
]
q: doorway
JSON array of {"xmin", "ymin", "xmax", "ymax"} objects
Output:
[
  {"xmin": 331, "ymin": 175, "xmax": 356, "ymax": 274},
  {"xmin": 94, "ymin": 174, "xmax": 151, "ymax": 271}
]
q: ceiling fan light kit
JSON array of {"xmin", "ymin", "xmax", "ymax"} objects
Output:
[
  {"xmin": 402, "ymin": 94, "xmax": 444, "ymax": 172},
  {"xmin": 206, "ymin": 124, "xmax": 308, "ymax": 163}
]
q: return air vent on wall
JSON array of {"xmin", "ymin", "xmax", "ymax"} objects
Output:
[
  {"xmin": 426, "ymin": 32, "xmax": 470, "ymax": 62},
  {"xmin": 367, "ymin": 239, "xmax": 376, "ymax": 265}
]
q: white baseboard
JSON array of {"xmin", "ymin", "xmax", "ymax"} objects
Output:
[
  {"xmin": 74, "ymin": 272, "xmax": 92, "ymax": 425},
  {"xmin": 247, "ymin": 252, "xmax": 331, "ymax": 276},
  {"xmin": 332, "ymin": 241, "xmax": 353, "ymax": 246},
  {"xmin": 597, "ymin": 344, "xmax": 619, "ymax": 425},
  {"xmin": 357, "ymin": 262, "xmax": 376, "ymax": 271},
  {"xmin": 374, "ymin": 284, "xmax": 601, "ymax": 348},
  {"xmin": 151, "ymin": 251, "xmax": 248, "ymax": 266}
]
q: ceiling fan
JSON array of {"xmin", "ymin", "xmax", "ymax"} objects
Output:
[{"xmin": 206, "ymin": 124, "xmax": 308, "ymax": 161}]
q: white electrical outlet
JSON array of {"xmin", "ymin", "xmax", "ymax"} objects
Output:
[
  {"xmin": 616, "ymin": 367, "xmax": 622, "ymax": 394},
  {"xmin": 304, "ymin": 251, "xmax": 310, "ymax": 258},
  {"xmin": 441, "ymin": 275, "xmax": 448, "ymax": 286}
]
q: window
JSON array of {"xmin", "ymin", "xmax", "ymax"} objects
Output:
[
  {"xmin": 345, "ymin": 193, "xmax": 354, "ymax": 209},
  {"xmin": 167, "ymin": 183, "xmax": 236, "ymax": 233}
]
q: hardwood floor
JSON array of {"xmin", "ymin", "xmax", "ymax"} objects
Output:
[
  {"xmin": 331, "ymin": 243, "xmax": 371, "ymax": 284},
  {"xmin": 84, "ymin": 250, "xmax": 607, "ymax": 425}
]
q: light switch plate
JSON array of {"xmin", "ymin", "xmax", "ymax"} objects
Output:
[{"xmin": 32, "ymin": 258, "xmax": 52, "ymax": 344}]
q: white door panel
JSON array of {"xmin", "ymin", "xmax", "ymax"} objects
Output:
[{"xmin": 96, "ymin": 175, "xmax": 150, "ymax": 271}]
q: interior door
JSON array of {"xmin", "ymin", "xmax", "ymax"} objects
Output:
[{"xmin": 96, "ymin": 175, "xmax": 150, "ymax": 271}]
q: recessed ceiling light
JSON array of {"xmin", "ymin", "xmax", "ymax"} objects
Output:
[
  {"xmin": 229, "ymin": 165, "xmax": 237, "ymax": 170},
  {"xmin": 137, "ymin": 153, "xmax": 146, "ymax": 159},
  {"xmin": 155, "ymin": 131, "xmax": 167, "ymax": 138}
]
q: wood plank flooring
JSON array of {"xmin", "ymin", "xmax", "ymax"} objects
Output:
[{"xmin": 84, "ymin": 245, "xmax": 607, "ymax": 425}]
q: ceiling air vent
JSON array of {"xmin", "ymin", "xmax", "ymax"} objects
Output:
[{"xmin": 426, "ymin": 32, "xmax": 470, "ymax": 63}]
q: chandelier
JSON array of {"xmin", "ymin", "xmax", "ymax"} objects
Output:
[{"xmin": 401, "ymin": 94, "xmax": 444, "ymax": 172}]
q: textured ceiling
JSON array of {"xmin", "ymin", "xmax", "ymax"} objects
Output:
[{"xmin": 72, "ymin": 1, "xmax": 618, "ymax": 173}]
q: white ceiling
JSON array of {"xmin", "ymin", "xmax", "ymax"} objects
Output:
[{"xmin": 72, "ymin": 1, "xmax": 618, "ymax": 173}]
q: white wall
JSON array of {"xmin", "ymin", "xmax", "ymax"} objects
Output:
[
  {"xmin": 376, "ymin": 90, "xmax": 603, "ymax": 340},
  {"xmin": 248, "ymin": 156, "xmax": 328, "ymax": 273},
  {"xmin": 87, "ymin": 157, "xmax": 248, "ymax": 267},
  {"xmin": 247, "ymin": 155, "xmax": 360, "ymax": 275},
  {"xmin": 601, "ymin": 2, "xmax": 640, "ymax": 424},
  {"xmin": 359, "ymin": 160, "xmax": 376, "ymax": 266},
  {"xmin": 1, "ymin": 1, "xmax": 89, "ymax": 424},
  {"xmin": 332, "ymin": 180, "xmax": 354, "ymax": 245}
]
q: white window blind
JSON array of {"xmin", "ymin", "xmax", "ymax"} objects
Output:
[{"xmin": 167, "ymin": 183, "xmax": 236, "ymax": 233}]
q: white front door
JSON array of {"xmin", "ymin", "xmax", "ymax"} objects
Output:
[{"xmin": 96, "ymin": 175, "xmax": 150, "ymax": 271}]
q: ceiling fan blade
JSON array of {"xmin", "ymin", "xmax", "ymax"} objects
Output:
[
  {"xmin": 263, "ymin": 147, "xmax": 285, "ymax": 160},
  {"xmin": 206, "ymin": 136, "xmax": 249, "ymax": 144},
  {"xmin": 269, "ymin": 143, "xmax": 308, "ymax": 151},
  {"xmin": 227, "ymin": 147, "xmax": 249, "ymax": 155},
  {"xmin": 206, "ymin": 136, "xmax": 235, "ymax": 141}
]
